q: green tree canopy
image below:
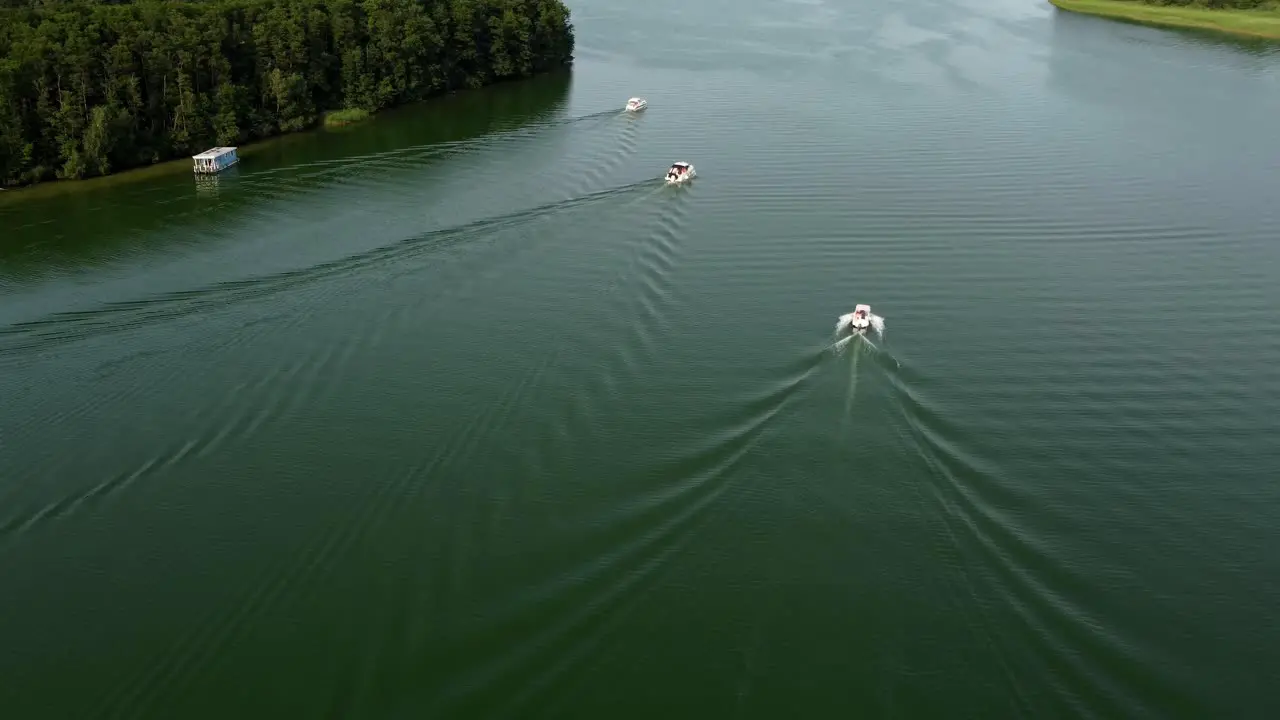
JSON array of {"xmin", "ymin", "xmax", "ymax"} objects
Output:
[{"xmin": 0, "ymin": 0, "xmax": 575, "ymax": 186}]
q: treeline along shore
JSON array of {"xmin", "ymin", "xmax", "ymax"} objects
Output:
[
  {"xmin": 1050, "ymin": 0, "xmax": 1280, "ymax": 40},
  {"xmin": 0, "ymin": 0, "xmax": 575, "ymax": 188}
]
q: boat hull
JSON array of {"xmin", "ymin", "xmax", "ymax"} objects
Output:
[{"xmin": 665, "ymin": 168, "xmax": 696, "ymax": 185}]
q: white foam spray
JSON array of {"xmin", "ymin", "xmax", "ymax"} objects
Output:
[
  {"xmin": 835, "ymin": 314, "xmax": 852, "ymax": 335},
  {"xmin": 840, "ymin": 333, "xmax": 864, "ymax": 432},
  {"xmin": 835, "ymin": 311, "xmax": 886, "ymax": 338}
]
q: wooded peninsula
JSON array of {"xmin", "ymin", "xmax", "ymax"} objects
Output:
[
  {"xmin": 0, "ymin": 0, "xmax": 575, "ymax": 188},
  {"xmin": 1051, "ymin": 0, "xmax": 1280, "ymax": 40}
]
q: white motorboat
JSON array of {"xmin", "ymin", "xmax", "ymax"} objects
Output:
[
  {"xmin": 665, "ymin": 161, "xmax": 695, "ymax": 185},
  {"xmin": 847, "ymin": 304, "xmax": 872, "ymax": 331},
  {"xmin": 625, "ymin": 97, "xmax": 648, "ymax": 112}
]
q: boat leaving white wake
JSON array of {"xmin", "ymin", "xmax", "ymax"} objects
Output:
[{"xmin": 836, "ymin": 304, "xmax": 885, "ymax": 337}]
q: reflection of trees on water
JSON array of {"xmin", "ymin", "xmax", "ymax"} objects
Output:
[
  {"xmin": 1, "ymin": 71, "xmax": 572, "ymax": 274},
  {"xmin": 244, "ymin": 69, "xmax": 573, "ymax": 172}
]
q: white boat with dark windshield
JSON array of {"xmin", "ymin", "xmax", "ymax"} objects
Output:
[
  {"xmin": 846, "ymin": 304, "xmax": 872, "ymax": 331},
  {"xmin": 625, "ymin": 97, "xmax": 648, "ymax": 112},
  {"xmin": 664, "ymin": 161, "xmax": 695, "ymax": 185}
]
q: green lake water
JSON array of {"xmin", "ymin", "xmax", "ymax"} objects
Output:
[{"xmin": 2, "ymin": 1, "xmax": 1279, "ymax": 717}]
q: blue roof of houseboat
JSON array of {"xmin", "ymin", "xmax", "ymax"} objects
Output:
[{"xmin": 193, "ymin": 147, "xmax": 237, "ymax": 159}]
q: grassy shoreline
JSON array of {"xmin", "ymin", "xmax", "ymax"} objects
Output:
[
  {"xmin": 323, "ymin": 108, "xmax": 373, "ymax": 127},
  {"xmin": 1049, "ymin": 0, "xmax": 1280, "ymax": 39}
]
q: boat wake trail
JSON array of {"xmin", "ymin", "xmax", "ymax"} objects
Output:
[
  {"xmin": 841, "ymin": 337, "xmax": 865, "ymax": 432},
  {"xmin": 240, "ymin": 107, "xmax": 623, "ymax": 184},
  {"xmin": 0, "ymin": 179, "xmax": 659, "ymax": 357},
  {"xmin": 825, "ymin": 315, "xmax": 900, "ymax": 433},
  {"xmin": 573, "ymin": 109, "xmax": 624, "ymax": 123},
  {"xmin": 828, "ymin": 324, "xmax": 890, "ymax": 359}
]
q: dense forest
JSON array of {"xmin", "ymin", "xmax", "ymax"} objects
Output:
[{"xmin": 0, "ymin": 0, "xmax": 574, "ymax": 187}]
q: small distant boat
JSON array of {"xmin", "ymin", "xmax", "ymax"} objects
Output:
[
  {"xmin": 665, "ymin": 161, "xmax": 695, "ymax": 185},
  {"xmin": 847, "ymin": 304, "xmax": 872, "ymax": 331},
  {"xmin": 625, "ymin": 97, "xmax": 648, "ymax": 112}
]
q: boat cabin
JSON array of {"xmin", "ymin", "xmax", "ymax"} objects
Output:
[{"xmin": 193, "ymin": 147, "xmax": 239, "ymax": 174}]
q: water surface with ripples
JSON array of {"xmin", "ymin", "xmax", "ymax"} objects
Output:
[{"xmin": 3, "ymin": 1, "xmax": 1279, "ymax": 717}]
